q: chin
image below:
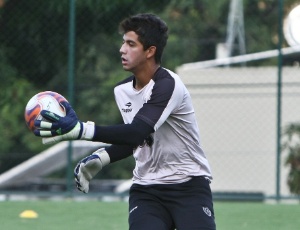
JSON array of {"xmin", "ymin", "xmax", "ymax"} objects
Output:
[{"xmin": 123, "ymin": 66, "xmax": 132, "ymax": 72}]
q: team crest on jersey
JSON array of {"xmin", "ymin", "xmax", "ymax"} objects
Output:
[
  {"xmin": 202, "ymin": 207, "xmax": 212, "ymax": 217},
  {"xmin": 122, "ymin": 102, "xmax": 132, "ymax": 113}
]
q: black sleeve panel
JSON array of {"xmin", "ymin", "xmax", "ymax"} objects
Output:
[
  {"xmin": 105, "ymin": 144, "xmax": 134, "ymax": 163},
  {"xmin": 93, "ymin": 118, "xmax": 154, "ymax": 146}
]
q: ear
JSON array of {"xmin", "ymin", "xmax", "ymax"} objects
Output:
[{"xmin": 146, "ymin": 46, "xmax": 156, "ymax": 59}]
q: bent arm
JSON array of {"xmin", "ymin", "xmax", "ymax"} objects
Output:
[
  {"xmin": 105, "ymin": 144, "xmax": 134, "ymax": 163},
  {"xmin": 93, "ymin": 118, "xmax": 153, "ymax": 146}
]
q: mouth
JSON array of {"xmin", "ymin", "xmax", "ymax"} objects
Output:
[{"xmin": 121, "ymin": 57, "xmax": 128, "ymax": 65}]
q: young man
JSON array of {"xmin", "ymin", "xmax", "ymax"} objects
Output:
[{"xmin": 35, "ymin": 13, "xmax": 216, "ymax": 230}]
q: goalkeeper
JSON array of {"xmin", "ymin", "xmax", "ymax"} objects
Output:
[{"xmin": 34, "ymin": 13, "xmax": 216, "ymax": 230}]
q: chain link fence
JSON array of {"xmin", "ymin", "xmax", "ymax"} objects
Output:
[{"xmin": 1, "ymin": 0, "xmax": 300, "ymax": 200}]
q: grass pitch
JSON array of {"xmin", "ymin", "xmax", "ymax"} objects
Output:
[{"xmin": 0, "ymin": 200, "xmax": 299, "ymax": 230}]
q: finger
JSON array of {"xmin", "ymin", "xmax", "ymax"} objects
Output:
[
  {"xmin": 60, "ymin": 101, "xmax": 71, "ymax": 110},
  {"xmin": 60, "ymin": 101, "xmax": 75, "ymax": 117},
  {"xmin": 34, "ymin": 120, "xmax": 53, "ymax": 129},
  {"xmin": 42, "ymin": 136, "xmax": 63, "ymax": 144},
  {"xmin": 77, "ymin": 176, "xmax": 89, "ymax": 193},
  {"xmin": 75, "ymin": 180, "xmax": 87, "ymax": 193},
  {"xmin": 75, "ymin": 177, "xmax": 80, "ymax": 185},
  {"xmin": 34, "ymin": 129, "xmax": 56, "ymax": 137},
  {"xmin": 82, "ymin": 185, "xmax": 88, "ymax": 193},
  {"xmin": 75, "ymin": 181, "xmax": 82, "ymax": 190},
  {"xmin": 39, "ymin": 130, "xmax": 54, "ymax": 137},
  {"xmin": 74, "ymin": 164, "xmax": 80, "ymax": 175},
  {"xmin": 40, "ymin": 110, "xmax": 61, "ymax": 122},
  {"xmin": 74, "ymin": 175, "xmax": 83, "ymax": 190},
  {"xmin": 76, "ymin": 185, "xmax": 84, "ymax": 192}
]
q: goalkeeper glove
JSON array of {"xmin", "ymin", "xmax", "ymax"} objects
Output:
[
  {"xmin": 34, "ymin": 101, "xmax": 95, "ymax": 145},
  {"xmin": 74, "ymin": 148, "xmax": 110, "ymax": 193}
]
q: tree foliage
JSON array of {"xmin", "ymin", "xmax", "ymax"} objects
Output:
[
  {"xmin": 0, "ymin": 0, "xmax": 299, "ymax": 178},
  {"xmin": 0, "ymin": 48, "xmax": 43, "ymax": 153},
  {"xmin": 162, "ymin": 0, "xmax": 229, "ymax": 68},
  {"xmin": 0, "ymin": 0, "xmax": 171, "ymax": 177},
  {"xmin": 282, "ymin": 123, "xmax": 300, "ymax": 195}
]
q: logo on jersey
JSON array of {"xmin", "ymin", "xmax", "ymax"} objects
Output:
[
  {"xmin": 202, "ymin": 207, "xmax": 212, "ymax": 217},
  {"xmin": 122, "ymin": 102, "xmax": 132, "ymax": 113}
]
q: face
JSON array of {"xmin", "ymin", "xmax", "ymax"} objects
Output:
[{"xmin": 120, "ymin": 31, "xmax": 148, "ymax": 73}]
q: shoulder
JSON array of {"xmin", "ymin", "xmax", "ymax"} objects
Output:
[
  {"xmin": 153, "ymin": 67, "xmax": 184, "ymax": 87},
  {"xmin": 152, "ymin": 68, "xmax": 174, "ymax": 89},
  {"xmin": 153, "ymin": 67, "xmax": 173, "ymax": 82},
  {"xmin": 152, "ymin": 67, "xmax": 185, "ymax": 94}
]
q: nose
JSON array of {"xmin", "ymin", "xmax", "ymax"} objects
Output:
[{"xmin": 120, "ymin": 43, "xmax": 126, "ymax": 54}]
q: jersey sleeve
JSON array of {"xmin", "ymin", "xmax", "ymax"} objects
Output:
[
  {"xmin": 105, "ymin": 144, "xmax": 133, "ymax": 163},
  {"xmin": 135, "ymin": 71, "xmax": 183, "ymax": 131},
  {"xmin": 93, "ymin": 118, "xmax": 154, "ymax": 146}
]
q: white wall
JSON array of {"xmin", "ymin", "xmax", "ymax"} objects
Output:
[{"xmin": 177, "ymin": 67, "xmax": 300, "ymax": 196}]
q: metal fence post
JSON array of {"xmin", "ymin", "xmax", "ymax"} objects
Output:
[
  {"xmin": 276, "ymin": 0, "xmax": 284, "ymax": 202},
  {"xmin": 67, "ymin": 0, "xmax": 76, "ymax": 195}
]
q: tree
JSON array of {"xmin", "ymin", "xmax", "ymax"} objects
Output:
[
  {"xmin": 0, "ymin": 0, "xmax": 171, "ymax": 178},
  {"xmin": 282, "ymin": 123, "xmax": 300, "ymax": 195},
  {"xmin": 0, "ymin": 47, "xmax": 49, "ymax": 173},
  {"xmin": 0, "ymin": 48, "xmax": 45, "ymax": 153},
  {"xmin": 1, "ymin": 0, "xmax": 300, "ymax": 178},
  {"xmin": 161, "ymin": 0, "xmax": 229, "ymax": 69}
]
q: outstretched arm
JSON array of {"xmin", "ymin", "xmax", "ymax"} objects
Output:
[
  {"xmin": 34, "ymin": 101, "xmax": 154, "ymax": 146},
  {"xmin": 93, "ymin": 118, "xmax": 153, "ymax": 146}
]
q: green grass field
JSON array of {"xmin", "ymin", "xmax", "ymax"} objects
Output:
[{"xmin": 0, "ymin": 200, "xmax": 299, "ymax": 230}]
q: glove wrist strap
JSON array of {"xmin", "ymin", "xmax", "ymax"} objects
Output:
[
  {"xmin": 81, "ymin": 121, "xmax": 95, "ymax": 140},
  {"xmin": 94, "ymin": 148, "xmax": 110, "ymax": 167}
]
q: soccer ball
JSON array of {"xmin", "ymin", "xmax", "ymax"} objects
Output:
[{"xmin": 24, "ymin": 91, "xmax": 68, "ymax": 131}]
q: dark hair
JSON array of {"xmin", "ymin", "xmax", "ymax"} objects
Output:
[{"xmin": 119, "ymin": 13, "xmax": 168, "ymax": 64}]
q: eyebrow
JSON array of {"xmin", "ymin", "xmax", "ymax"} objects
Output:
[{"xmin": 123, "ymin": 38, "xmax": 138, "ymax": 46}]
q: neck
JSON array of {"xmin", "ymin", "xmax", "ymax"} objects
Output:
[{"xmin": 133, "ymin": 64, "xmax": 160, "ymax": 90}]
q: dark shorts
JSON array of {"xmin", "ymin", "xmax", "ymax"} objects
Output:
[{"xmin": 128, "ymin": 176, "xmax": 216, "ymax": 230}]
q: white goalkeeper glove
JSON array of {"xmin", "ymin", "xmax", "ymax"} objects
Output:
[
  {"xmin": 34, "ymin": 101, "xmax": 95, "ymax": 145},
  {"xmin": 74, "ymin": 148, "xmax": 110, "ymax": 193}
]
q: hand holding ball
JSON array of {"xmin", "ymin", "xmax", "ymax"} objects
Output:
[
  {"xmin": 24, "ymin": 91, "xmax": 95, "ymax": 144},
  {"xmin": 24, "ymin": 91, "xmax": 67, "ymax": 132}
]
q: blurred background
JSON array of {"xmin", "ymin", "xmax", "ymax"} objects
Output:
[{"xmin": 0, "ymin": 0, "xmax": 300, "ymax": 201}]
